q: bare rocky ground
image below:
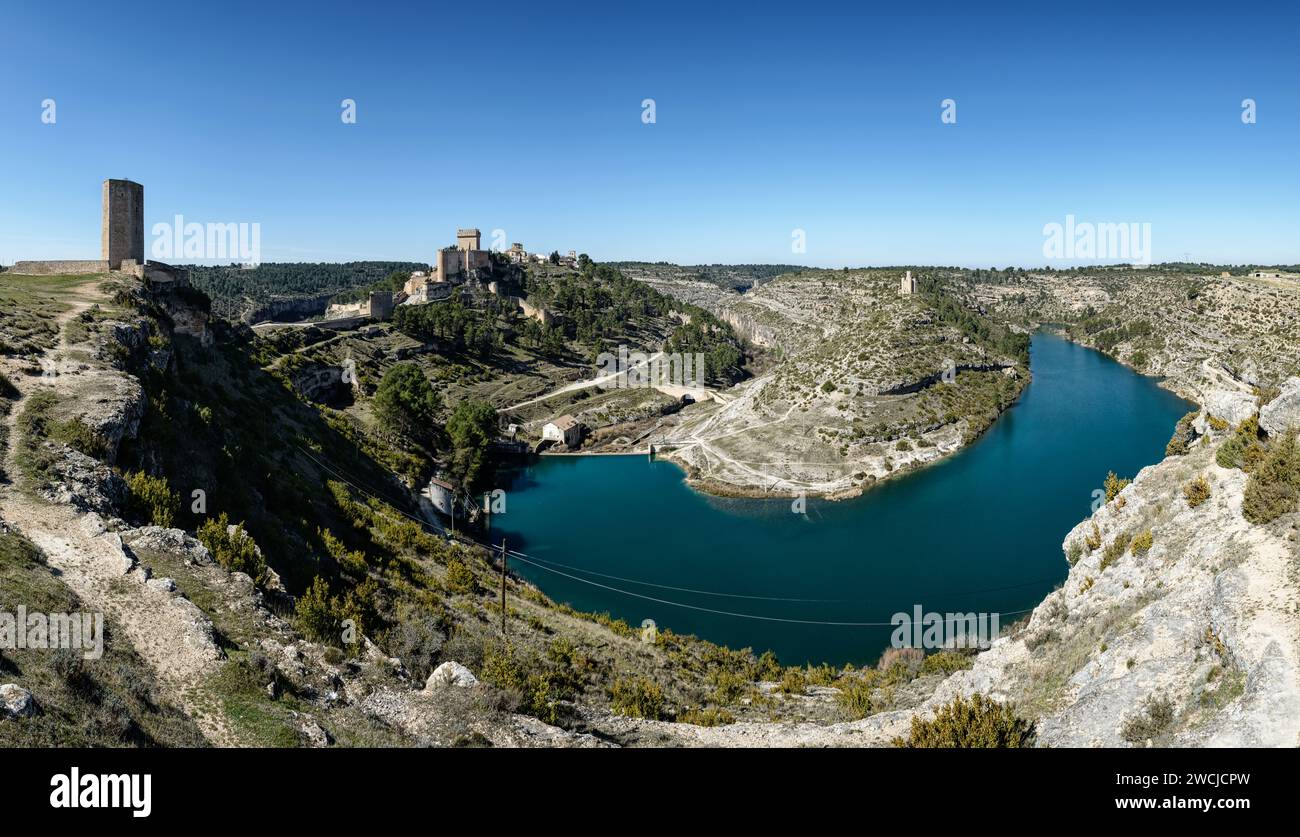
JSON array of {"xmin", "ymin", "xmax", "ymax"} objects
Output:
[
  {"xmin": 972, "ymin": 268, "xmax": 1300, "ymax": 405},
  {"xmin": 622, "ymin": 269, "xmax": 1027, "ymax": 498}
]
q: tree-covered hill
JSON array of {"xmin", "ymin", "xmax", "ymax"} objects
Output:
[{"xmin": 187, "ymin": 261, "xmax": 428, "ymax": 320}]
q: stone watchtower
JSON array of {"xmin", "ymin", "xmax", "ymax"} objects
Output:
[
  {"xmin": 900, "ymin": 270, "xmax": 917, "ymax": 295},
  {"xmin": 456, "ymin": 228, "xmax": 481, "ymax": 251},
  {"xmin": 102, "ymin": 179, "xmax": 144, "ymax": 269}
]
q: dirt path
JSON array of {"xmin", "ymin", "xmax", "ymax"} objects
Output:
[{"xmin": 0, "ymin": 277, "xmax": 238, "ymax": 745}]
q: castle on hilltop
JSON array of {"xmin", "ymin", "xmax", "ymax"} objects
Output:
[
  {"xmin": 900, "ymin": 270, "xmax": 917, "ymax": 295},
  {"xmin": 401, "ymin": 227, "xmax": 494, "ymax": 303},
  {"xmin": 437, "ymin": 228, "xmax": 492, "ymax": 283}
]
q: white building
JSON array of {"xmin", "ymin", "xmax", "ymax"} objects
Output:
[
  {"xmin": 900, "ymin": 270, "xmax": 917, "ymax": 295},
  {"xmin": 424, "ymin": 477, "xmax": 456, "ymax": 516},
  {"xmin": 542, "ymin": 415, "xmax": 583, "ymax": 448}
]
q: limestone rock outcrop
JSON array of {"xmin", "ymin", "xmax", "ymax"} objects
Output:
[{"xmin": 1260, "ymin": 376, "xmax": 1300, "ymax": 438}]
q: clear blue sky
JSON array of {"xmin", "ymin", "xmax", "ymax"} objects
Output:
[{"xmin": 2, "ymin": 0, "xmax": 1296, "ymax": 268}]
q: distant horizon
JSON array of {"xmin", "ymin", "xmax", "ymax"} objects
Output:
[{"xmin": 7, "ymin": 256, "xmax": 1299, "ymax": 272}]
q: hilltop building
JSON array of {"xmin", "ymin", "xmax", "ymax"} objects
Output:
[
  {"xmin": 102, "ymin": 178, "xmax": 144, "ymax": 269},
  {"xmin": 434, "ymin": 227, "xmax": 492, "ymax": 283},
  {"xmin": 900, "ymin": 270, "xmax": 917, "ymax": 295}
]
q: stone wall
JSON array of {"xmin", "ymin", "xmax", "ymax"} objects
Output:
[{"xmin": 8, "ymin": 260, "xmax": 110, "ymax": 275}]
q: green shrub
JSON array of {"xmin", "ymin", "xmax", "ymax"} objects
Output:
[
  {"xmin": 708, "ymin": 668, "xmax": 752, "ymax": 706},
  {"xmin": 1066, "ymin": 541, "xmax": 1083, "ymax": 566},
  {"xmin": 779, "ymin": 667, "xmax": 807, "ymax": 695},
  {"xmin": 124, "ymin": 470, "xmax": 179, "ymax": 528},
  {"xmin": 1164, "ymin": 411, "xmax": 1198, "ymax": 456},
  {"xmin": 1085, "ymin": 523, "xmax": 1102, "ymax": 552},
  {"xmin": 1099, "ymin": 532, "xmax": 1132, "ymax": 572},
  {"xmin": 1120, "ymin": 694, "xmax": 1175, "ymax": 744},
  {"xmin": 1130, "ymin": 530, "xmax": 1153, "ymax": 556},
  {"xmin": 920, "ymin": 650, "xmax": 975, "ymax": 676},
  {"xmin": 1217, "ymin": 418, "xmax": 1266, "ymax": 471},
  {"xmin": 479, "ymin": 641, "xmax": 526, "ymax": 692},
  {"xmin": 805, "ymin": 663, "xmax": 838, "ymax": 686},
  {"xmin": 444, "ymin": 557, "xmax": 478, "ymax": 594},
  {"xmin": 52, "ymin": 419, "xmax": 107, "ymax": 459},
  {"xmin": 196, "ymin": 513, "xmax": 267, "ymax": 584},
  {"xmin": 752, "ymin": 650, "xmax": 782, "ymax": 681},
  {"xmin": 1104, "ymin": 471, "xmax": 1131, "ymax": 502},
  {"xmin": 294, "ymin": 575, "xmax": 378, "ymax": 649},
  {"xmin": 835, "ymin": 675, "xmax": 875, "ymax": 720},
  {"xmin": 295, "ymin": 576, "xmax": 342, "ymax": 644},
  {"xmin": 1216, "ymin": 435, "xmax": 1246, "ymax": 469},
  {"xmin": 678, "ymin": 706, "xmax": 735, "ymax": 727},
  {"xmin": 1183, "ymin": 475, "xmax": 1211, "ymax": 508},
  {"xmin": 318, "ymin": 527, "xmax": 367, "ymax": 577},
  {"xmin": 609, "ymin": 677, "xmax": 665, "ymax": 720},
  {"xmin": 1243, "ymin": 433, "xmax": 1300, "ymax": 524},
  {"xmin": 893, "ymin": 693, "xmax": 1035, "ymax": 748}
]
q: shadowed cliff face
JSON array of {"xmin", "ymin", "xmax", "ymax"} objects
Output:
[{"xmin": 242, "ymin": 293, "xmax": 334, "ymax": 324}]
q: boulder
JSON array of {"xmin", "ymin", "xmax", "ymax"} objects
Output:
[
  {"xmin": 299, "ymin": 719, "xmax": 333, "ymax": 747},
  {"xmin": 0, "ymin": 684, "xmax": 39, "ymax": 719},
  {"xmin": 146, "ymin": 577, "xmax": 177, "ymax": 594},
  {"xmin": 123, "ymin": 527, "xmax": 213, "ymax": 566},
  {"xmin": 38, "ymin": 445, "xmax": 127, "ymax": 515},
  {"xmin": 424, "ymin": 661, "xmax": 478, "ymax": 690},
  {"xmin": 1260, "ymin": 377, "xmax": 1300, "ymax": 438},
  {"xmin": 1202, "ymin": 389, "xmax": 1256, "ymax": 427},
  {"xmin": 77, "ymin": 372, "xmax": 146, "ymax": 460}
]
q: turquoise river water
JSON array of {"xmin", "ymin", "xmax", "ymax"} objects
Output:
[{"xmin": 490, "ymin": 332, "xmax": 1193, "ymax": 666}]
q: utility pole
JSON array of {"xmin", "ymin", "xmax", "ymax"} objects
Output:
[{"xmin": 499, "ymin": 537, "xmax": 508, "ymax": 636}]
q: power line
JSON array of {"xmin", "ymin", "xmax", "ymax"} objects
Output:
[
  {"xmin": 511, "ymin": 547, "xmax": 1062, "ymax": 602},
  {"xmin": 505, "ymin": 550, "xmax": 1038, "ymax": 627},
  {"xmin": 503, "ymin": 550, "xmax": 842, "ymax": 603},
  {"xmin": 294, "ymin": 444, "xmax": 413, "ymax": 512}
]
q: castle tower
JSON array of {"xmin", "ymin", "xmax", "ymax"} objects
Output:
[
  {"xmin": 102, "ymin": 179, "xmax": 144, "ymax": 270},
  {"xmin": 456, "ymin": 228, "xmax": 481, "ymax": 251},
  {"xmin": 900, "ymin": 270, "xmax": 917, "ymax": 295}
]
